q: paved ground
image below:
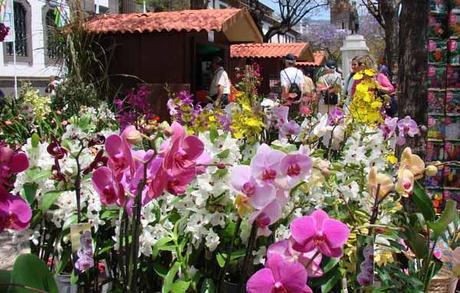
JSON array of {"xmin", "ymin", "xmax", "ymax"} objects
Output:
[{"xmin": 0, "ymin": 230, "xmax": 31, "ymax": 270}]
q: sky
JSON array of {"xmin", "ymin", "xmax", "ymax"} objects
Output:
[{"xmin": 259, "ymin": 0, "xmax": 331, "ymax": 21}]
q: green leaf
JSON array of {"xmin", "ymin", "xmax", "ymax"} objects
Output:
[
  {"xmin": 162, "ymin": 261, "xmax": 181, "ymax": 293},
  {"xmin": 405, "ymin": 227, "xmax": 429, "ymax": 258},
  {"xmin": 27, "ymin": 169, "xmax": 52, "ymax": 182},
  {"xmin": 216, "ymin": 149, "xmax": 230, "ymax": 159},
  {"xmin": 320, "ymin": 269, "xmax": 340, "ymax": 293},
  {"xmin": 31, "ymin": 133, "xmax": 40, "ymax": 148},
  {"xmin": 214, "ymin": 169, "xmax": 228, "ymax": 178},
  {"xmin": 412, "ymin": 182, "xmax": 435, "ymax": 222},
  {"xmin": 62, "ymin": 214, "xmax": 78, "ymax": 230},
  {"xmin": 55, "ymin": 249, "xmax": 71, "ymax": 274},
  {"xmin": 429, "ymin": 200, "xmax": 458, "ymax": 238},
  {"xmin": 22, "ymin": 183, "xmax": 38, "ymax": 205},
  {"xmin": 216, "ymin": 253, "xmax": 225, "ymax": 268},
  {"xmin": 152, "ymin": 237, "xmax": 174, "ymax": 258},
  {"xmin": 11, "ymin": 254, "xmax": 58, "ymax": 293},
  {"xmin": 321, "ymin": 257, "xmax": 340, "ymax": 274},
  {"xmin": 210, "ymin": 128, "xmax": 219, "ymax": 144},
  {"xmin": 216, "ymin": 250, "xmax": 246, "ymax": 268},
  {"xmin": 170, "ymin": 280, "xmax": 190, "ymax": 293},
  {"xmin": 200, "ymin": 278, "xmax": 216, "ymax": 293},
  {"xmin": 0, "ymin": 270, "xmax": 11, "ymax": 291},
  {"xmin": 39, "ymin": 191, "xmax": 63, "ymax": 213},
  {"xmin": 153, "ymin": 263, "xmax": 169, "ymax": 278}
]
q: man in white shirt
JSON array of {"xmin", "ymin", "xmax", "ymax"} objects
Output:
[
  {"xmin": 317, "ymin": 60, "xmax": 342, "ymax": 114},
  {"xmin": 280, "ymin": 54, "xmax": 305, "ymax": 105},
  {"xmin": 209, "ymin": 56, "xmax": 231, "ymax": 107}
]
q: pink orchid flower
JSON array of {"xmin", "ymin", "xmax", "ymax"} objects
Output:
[
  {"xmin": 246, "ymin": 253, "xmax": 312, "ymax": 293},
  {"xmin": 250, "ymin": 144, "xmax": 285, "ymax": 184},
  {"xmin": 278, "ymin": 153, "xmax": 312, "ymax": 189},
  {"xmin": 249, "ymin": 199, "xmax": 285, "ymax": 236},
  {"xmin": 162, "ymin": 122, "xmax": 204, "ymax": 176},
  {"xmin": 0, "ymin": 187, "xmax": 32, "ymax": 232},
  {"xmin": 230, "ymin": 165, "xmax": 276, "ymax": 210},
  {"xmin": 92, "ymin": 166, "xmax": 126, "ymax": 206},
  {"xmin": 290, "ymin": 209, "xmax": 350, "ymax": 258},
  {"xmin": 0, "ymin": 145, "xmax": 29, "ymax": 190},
  {"xmin": 105, "ymin": 134, "xmax": 134, "ymax": 177},
  {"xmin": 397, "ymin": 116, "xmax": 420, "ymax": 145},
  {"xmin": 268, "ymin": 240, "xmax": 323, "ymax": 277},
  {"xmin": 379, "ymin": 117, "xmax": 398, "ymax": 140}
]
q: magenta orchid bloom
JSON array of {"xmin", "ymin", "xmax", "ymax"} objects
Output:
[
  {"xmin": 0, "ymin": 145, "xmax": 29, "ymax": 190},
  {"xmin": 0, "ymin": 188, "xmax": 32, "ymax": 232},
  {"xmin": 105, "ymin": 134, "xmax": 134, "ymax": 177},
  {"xmin": 92, "ymin": 167, "xmax": 126, "ymax": 206},
  {"xmin": 250, "ymin": 144, "xmax": 285, "ymax": 184},
  {"xmin": 327, "ymin": 107, "xmax": 344, "ymax": 126},
  {"xmin": 379, "ymin": 117, "xmax": 398, "ymax": 140},
  {"xmin": 397, "ymin": 116, "xmax": 420, "ymax": 145},
  {"xmin": 246, "ymin": 253, "xmax": 312, "ymax": 293},
  {"xmin": 268, "ymin": 240, "xmax": 323, "ymax": 277},
  {"xmin": 290, "ymin": 209, "xmax": 350, "ymax": 258},
  {"xmin": 162, "ymin": 122, "xmax": 204, "ymax": 176}
]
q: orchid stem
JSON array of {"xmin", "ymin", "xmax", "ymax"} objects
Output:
[
  {"xmin": 218, "ymin": 217, "xmax": 242, "ymax": 291},
  {"xmin": 368, "ymin": 184, "xmax": 381, "ymax": 236},
  {"xmin": 304, "ymin": 250, "xmax": 321, "ymax": 269},
  {"xmin": 240, "ymin": 223, "xmax": 258, "ymax": 291}
]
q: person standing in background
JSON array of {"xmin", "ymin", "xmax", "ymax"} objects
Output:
[
  {"xmin": 300, "ymin": 70, "xmax": 316, "ymax": 116},
  {"xmin": 280, "ymin": 53, "xmax": 305, "ymax": 117},
  {"xmin": 209, "ymin": 56, "xmax": 231, "ymax": 107},
  {"xmin": 343, "ymin": 57, "xmax": 359, "ymax": 104},
  {"xmin": 317, "ymin": 60, "xmax": 342, "ymax": 114}
]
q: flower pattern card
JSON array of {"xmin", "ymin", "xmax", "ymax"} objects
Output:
[
  {"xmin": 445, "ymin": 141, "xmax": 460, "ymax": 160},
  {"xmin": 443, "ymin": 165, "xmax": 460, "ymax": 188},
  {"xmin": 449, "ymin": 11, "xmax": 460, "ymax": 37},
  {"xmin": 427, "ymin": 65, "xmax": 447, "ymax": 89},
  {"xmin": 426, "ymin": 141, "xmax": 445, "ymax": 161},
  {"xmin": 429, "ymin": 13, "xmax": 448, "ymax": 39},
  {"xmin": 448, "ymin": 39, "xmax": 460, "ymax": 65},
  {"xmin": 446, "ymin": 90, "xmax": 460, "ymax": 113},
  {"xmin": 428, "ymin": 40, "xmax": 448, "ymax": 64},
  {"xmin": 428, "ymin": 116, "xmax": 445, "ymax": 139},
  {"xmin": 428, "ymin": 90, "xmax": 445, "ymax": 114},
  {"xmin": 444, "ymin": 115, "xmax": 460, "ymax": 139},
  {"xmin": 430, "ymin": 0, "xmax": 448, "ymax": 13},
  {"xmin": 447, "ymin": 66, "xmax": 460, "ymax": 88},
  {"xmin": 451, "ymin": 0, "xmax": 460, "ymax": 10}
]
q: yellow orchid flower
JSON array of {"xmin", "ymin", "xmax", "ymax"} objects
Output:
[
  {"xmin": 368, "ymin": 167, "xmax": 394, "ymax": 199},
  {"xmin": 400, "ymin": 147, "xmax": 425, "ymax": 179},
  {"xmin": 395, "ymin": 168, "xmax": 415, "ymax": 197},
  {"xmin": 234, "ymin": 194, "xmax": 253, "ymax": 217}
]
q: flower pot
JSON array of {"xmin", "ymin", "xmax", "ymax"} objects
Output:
[
  {"xmin": 0, "ymin": 230, "xmax": 30, "ymax": 270},
  {"xmin": 222, "ymin": 280, "xmax": 245, "ymax": 293},
  {"xmin": 55, "ymin": 274, "xmax": 77, "ymax": 293},
  {"xmin": 428, "ymin": 266, "xmax": 459, "ymax": 293}
]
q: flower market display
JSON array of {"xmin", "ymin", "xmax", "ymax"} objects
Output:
[{"xmin": 0, "ymin": 65, "xmax": 459, "ymax": 293}]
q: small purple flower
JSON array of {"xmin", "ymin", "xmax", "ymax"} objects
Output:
[
  {"xmin": 379, "ymin": 117, "xmax": 398, "ymax": 139},
  {"xmin": 397, "ymin": 116, "xmax": 420, "ymax": 145},
  {"xmin": 327, "ymin": 108, "xmax": 344, "ymax": 126},
  {"xmin": 75, "ymin": 253, "xmax": 94, "ymax": 272},
  {"xmin": 279, "ymin": 120, "xmax": 301, "ymax": 140}
]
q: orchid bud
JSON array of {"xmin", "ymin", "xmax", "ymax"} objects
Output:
[
  {"xmin": 217, "ymin": 163, "xmax": 226, "ymax": 169},
  {"xmin": 123, "ymin": 127, "xmax": 143, "ymax": 145},
  {"xmin": 425, "ymin": 165, "xmax": 438, "ymax": 177}
]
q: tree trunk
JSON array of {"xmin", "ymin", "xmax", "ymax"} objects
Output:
[
  {"xmin": 398, "ymin": 0, "xmax": 429, "ymax": 152},
  {"xmin": 380, "ymin": 2, "xmax": 399, "ymax": 76}
]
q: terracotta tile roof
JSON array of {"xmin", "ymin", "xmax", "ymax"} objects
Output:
[
  {"xmin": 230, "ymin": 42, "xmax": 313, "ymax": 61},
  {"xmin": 297, "ymin": 51, "xmax": 327, "ymax": 67},
  {"xmin": 84, "ymin": 8, "xmax": 262, "ymax": 43}
]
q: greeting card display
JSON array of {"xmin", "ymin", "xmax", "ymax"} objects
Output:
[
  {"xmin": 445, "ymin": 141, "xmax": 460, "ymax": 160},
  {"xmin": 447, "ymin": 66, "xmax": 460, "ymax": 88},
  {"xmin": 448, "ymin": 39, "xmax": 460, "ymax": 65},
  {"xmin": 444, "ymin": 165, "xmax": 460, "ymax": 188},
  {"xmin": 429, "ymin": 40, "xmax": 448, "ymax": 63},
  {"xmin": 446, "ymin": 90, "xmax": 460, "ymax": 113},
  {"xmin": 444, "ymin": 115, "xmax": 460, "ymax": 139},
  {"xmin": 449, "ymin": 11, "xmax": 460, "ymax": 37},
  {"xmin": 427, "ymin": 116, "xmax": 445, "ymax": 139},
  {"xmin": 429, "ymin": 13, "xmax": 449, "ymax": 39},
  {"xmin": 451, "ymin": 0, "xmax": 460, "ymax": 9},
  {"xmin": 426, "ymin": 141, "xmax": 445, "ymax": 161},
  {"xmin": 427, "ymin": 65, "xmax": 447, "ymax": 88},
  {"xmin": 428, "ymin": 90, "xmax": 445, "ymax": 114},
  {"xmin": 427, "ymin": 188, "xmax": 445, "ymax": 212}
]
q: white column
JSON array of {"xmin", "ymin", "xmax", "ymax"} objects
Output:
[{"xmin": 340, "ymin": 34, "xmax": 369, "ymax": 79}]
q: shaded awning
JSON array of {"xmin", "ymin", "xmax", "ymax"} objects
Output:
[
  {"xmin": 230, "ymin": 42, "xmax": 314, "ymax": 62},
  {"xmin": 84, "ymin": 8, "xmax": 263, "ymax": 43},
  {"xmin": 297, "ymin": 51, "xmax": 327, "ymax": 67}
]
